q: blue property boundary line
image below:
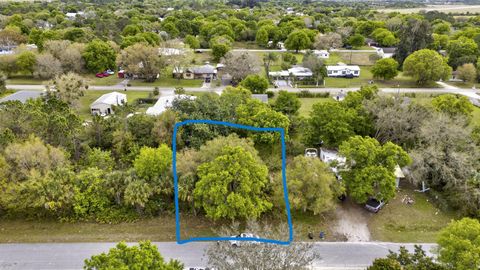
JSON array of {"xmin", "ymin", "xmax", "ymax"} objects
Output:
[{"xmin": 172, "ymin": 119, "xmax": 293, "ymax": 245}]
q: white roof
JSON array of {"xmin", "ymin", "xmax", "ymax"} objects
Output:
[
  {"xmin": 326, "ymin": 65, "xmax": 360, "ymax": 71},
  {"xmin": 288, "ymin": 66, "xmax": 313, "ymax": 77},
  {"xmin": 269, "ymin": 66, "xmax": 313, "ymax": 77},
  {"xmin": 146, "ymin": 94, "xmax": 196, "ymax": 116},
  {"xmin": 320, "ymin": 149, "xmax": 346, "ymax": 165},
  {"xmin": 313, "ymin": 50, "xmax": 329, "ymax": 55},
  {"xmin": 91, "ymin": 92, "xmax": 127, "ymax": 106},
  {"xmin": 158, "ymin": 48, "xmax": 184, "ymax": 56}
]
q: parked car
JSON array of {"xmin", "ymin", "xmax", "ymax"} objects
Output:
[
  {"xmin": 365, "ymin": 198, "xmax": 385, "ymax": 213},
  {"xmin": 186, "ymin": 267, "xmax": 214, "ymax": 270},
  {"xmin": 304, "ymin": 148, "xmax": 318, "ymax": 158},
  {"xmin": 95, "ymin": 72, "xmax": 105, "ymax": 78},
  {"xmin": 344, "ymin": 73, "xmax": 355, "ymax": 79},
  {"xmin": 106, "ymin": 69, "xmax": 115, "ymax": 75},
  {"xmin": 229, "ymin": 233, "xmax": 260, "ymax": 247}
]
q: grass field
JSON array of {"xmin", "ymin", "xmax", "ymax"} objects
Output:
[
  {"xmin": 368, "ymin": 185, "xmax": 457, "ymax": 243},
  {"xmin": 335, "ymin": 51, "xmax": 378, "ymax": 66},
  {"xmin": 378, "ymin": 5, "xmax": 480, "ymax": 14},
  {"xmin": 298, "ymin": 97, "xmax": 331, "ymax": 117},
  {"xmin": 6, "ymin": 75, "xmax": 46, "ymax": 85},
  {"xmin": 445, "ymin": 81, "xmax": 480, "ymax": 89},
  {"xmin": 84, "ymin": 74, "xmax": 124, "ymax": 86},
  {"xmin": 129, "ymin": 77, "xmax": 204, "ymax": 87},
  {"xmin": 78, "ymin": 90, "xmax": 152, "ymax": 119}
]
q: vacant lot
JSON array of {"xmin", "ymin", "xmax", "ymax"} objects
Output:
[
  {"xmin": 368, "ymin": 186, "xmax": 457, "ymax": 243},
  {"xmin": 298, "ymin": 97, "xmax": 331, "ymax": 117}
]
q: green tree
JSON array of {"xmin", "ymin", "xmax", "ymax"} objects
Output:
[
  {"xmin": 194, "ymin": 146, "xmax": 272, "ymax": 220},
  {"xmin": 387, "ymin": 245, "xmax": 447, "ymax": 270},
  {"xmin": 447, "ymin": 36, "xmax": 479, "ymax": 69},
  {"xmin": 184, "ymin": 34, "xmax": 200, "ymax": 50},
  {"xmin": 432, "ymin": 94, "xmax": 474, "ymax": 120},
  {"xmin": 278, "ymin": 155, "xmax": 343, "ymax": 214},
  {"xmin": 47, "ymin": 72, "xmax": 86, "ymax": 108},
  {"xmin": 371, "ymin": 28, "xmax": 398, "ymax": 47},
  {"xmin": 240, "ymin": 74, "xmax": 269, "ymax": 94},
  {"xmin": 437, "ymin": 218, "xmax": 480, "ymax": 270},
  {"xmin": 456, "ymin": 63, "xmax": 477, "ymax": 83},
  {"xmin": 263, "ymin": 52, "xmax": 278, "ymax": 82},
  {"xmin": 0, "ymin": 72, "xmax": 6, "ymax": 95},
  {"xmin": 210, "ymin": 35, "xmax": 232, "ymax": 61},
  {"xmin": 339, "ymin": 136, "xmax": 411, "ymax": 203},
  {"xmin": 133, "ymin": 144, "xmax": 172, "ymax": 181},
  {"xmin": 348, "ymin": 34, "xmax": 365, "ymax": 48},
  {"xmin": 16, "ymin": 50, "xmax": 36, "ymax": 75},
  {"xmin": 236, "ymin": 99, "xmax": 290, "ymax": 145},
  {"xmin": 302, "ymin": 51, "xmax": 326, "ymax": 86},
  {"xmin": 371, "ymin": 58, "xmax": 399, "ymax": 80},
  {"xmin": 84, "ymin": 241, "xmax": 183, "ymax": 270},
  {"xmin": 304, "ymin": 101, "xmax": 357, "ymax": 147},
  {"xmin": 396, "ymin": 18, "xmax": 433, "ymax": 65},
  {"xmin": 403, "ymin": 49, "xmax": 451, "ymax": 85},
  {"xmin": 368, "ymin": 258, "xmax": 401, "ymax": 270},
  {"xmin": 117, "ymin": 43, "xmax": 165, "ymax": 82},
  {"xmin": 255, "ymin": 27, "xmax": 269, "ymax": 47},
  {"xmin": 82, "ymin": 39, "xmax": 116, "ymax": 73},
  {"xmin": 273, "ymin": 90, "xmax": 301, "ymax": 116},
  {"xmin": 285, "ymin": 30, "xmax": 312, "ymax": 53}
]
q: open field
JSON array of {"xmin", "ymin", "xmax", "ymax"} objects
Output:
[
  {"xmin": 84, "ymin": 74, "xmax": 124, "ymax": 86},
  {"xmin": 368, "ymin": 184, "xmax": 457, "ymax": 243},
  {"xmin": 378, "ymin": 5, "xmax": 480, "ymax": 14},
  {"xmin": 335, "ymin": 51, "xmax": 378, "ymax": 66},
  {"xmin": 298, "ymin": 97, "xmax": 331, "ymax": 117}
]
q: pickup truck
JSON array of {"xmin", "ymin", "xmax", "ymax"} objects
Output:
[{"xmin": 365, "ymin": 198, "xmax": 385, "ymax": 213}]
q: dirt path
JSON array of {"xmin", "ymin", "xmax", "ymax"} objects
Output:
[{"xmin": 333, "ymin": 200, "xmax": 371, "ymax": 242}]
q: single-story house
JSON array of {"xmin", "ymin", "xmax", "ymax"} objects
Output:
[
  {"xmin": 326, "ymin": 65, "xmax": 361, "ymax": 77},
  {"xmin": 90, "ymin": 92, "xmax": 127, "ymax": 116},
  {"xmin": 269, "ymin": 66, "xmax": 313, "ymax": 80},
  {"xmin": 313, "ymin": 50, "xmax": 330, "ymax": 59},
  {"xmin": 146, "ymin": 94, "xmax": 196, "ymax": 116},
  {"xmin": 252, "ymin": 94, "xmax": 268, "ymax": 103},
  {"xmin": 173, "ymin": 64, "xmax": 217, "ymax": 80},
  {"xmin": 0, "ymin": 91, "xmax": 43, "ymax": 103}
]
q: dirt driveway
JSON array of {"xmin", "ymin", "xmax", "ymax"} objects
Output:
[{"xmin": 333, "ymin": 199, "xmax": 371, "ymax": 242}]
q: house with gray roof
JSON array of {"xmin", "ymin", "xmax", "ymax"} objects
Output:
[
  {"xmin": 173, "ymin": 64, "xmax": 217, "ymax": 80},
  {"xmin": 0, "ymin": 91, "xmax": 43, "ymax": 103}
]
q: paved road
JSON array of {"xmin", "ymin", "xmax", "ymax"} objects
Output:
[
  {"xmin": 0, "ymin": 242, "xmax": 437, "ymax": 270},
  {"xmin": 6, "ymin": 84, "xmax": 480, "ymax": 101}
]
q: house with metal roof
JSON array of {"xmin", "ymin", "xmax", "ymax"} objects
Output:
[
  {"xmin": 90, "ymin": 92, "xmax": 127, "ymax": 116},
  {"xmin": 146, "ymin": 94, "xmax": 196, "ymax": 116},
  {"xmin": 269, "ymin": 66, "xmax": 313, "ymax": 80},
  {"xmin": 326, "ymin": 64, "xmax": 361, "ymax": 77}
]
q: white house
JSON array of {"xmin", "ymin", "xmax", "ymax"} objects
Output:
[
  {"xmin": 90, "ymin": 92, "xmax": 127, "ymax": 116},
  {"xmin": 313, "ymin": 50, "xmax": 330, "ymax": 59},
  {"xmin": 269, "ymin": 66, "xmax": 313, "ymax": 80},
  {"xmin": 320, "ymin": 148, "xmax": 346, "ymax": 178},
  {"xmin": 326, "ymin": 65, "xmax": 361, "ymax": 77},
  {"xmin": 146, "ymin": 94, "xmax": 196, "ymax": 116},
  {"xmin": 158, "ymin": 48, "xmax": 185, "ymax": 56}
]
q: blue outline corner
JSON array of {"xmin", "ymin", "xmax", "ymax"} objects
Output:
[{"xmin": 172, "ymin": 119, "xmax": 293, "ymax": 245}]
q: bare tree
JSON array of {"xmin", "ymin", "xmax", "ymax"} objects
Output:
[
  {"xmin": 34, "ymin": 53, "xmax": 63, "ymax": 79},
  {"xmin": 46, "ymin": 72, "xmax": 87, "ymax": 108},
  {"xmin": 222, "ymin": 51, "xmax": 260, "ymax": 83},
  {"xmin": 313, "ymin": 33, "xmax": 343, "ymax": 50},
  {"xmin": 206, "ymin": 221, "xmax": 320, "ymax": 270}
]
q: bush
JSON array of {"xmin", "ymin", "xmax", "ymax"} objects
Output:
[
  {"xmin": 266, "ymin": 90, "xmax": 275, "ymax": 98},
  {"xmin": 296, "ymin": 90, "xmax": 329, "ymax": 98},
  {"xmin": 153, "ymin": 87, "xmax": 159, "ymax": 96},
  {"xmin": 136, "ymin": 98, "xmax": 158, "ymax": 104}
]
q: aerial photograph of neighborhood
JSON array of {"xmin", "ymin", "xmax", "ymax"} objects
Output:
[{"xmin": 0, "ymin": 0, "xmax": 480, "ymax": 269}]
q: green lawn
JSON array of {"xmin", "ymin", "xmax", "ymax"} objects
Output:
[
  {"xmin": 129, "ymin": 77, "xmax": 204, "ymax": 87},
  {"xmin": 445, "ymin": 81, "xmax": 480, "ymax": 89},
  {"xmin": 368, "ymin": 186, "xmax": 457, "ymax": 243},
  {"xmin": 84, "ymin": 74, "xmax": 124, "ymax": 86},
  {"xmin": 6, "ymin": 75, "xmax": 46, "ymax": 85},
  {"xmin": 0, "ymin": 214, "xmax": 213, "ymax": 243},
  {"xmin": 78, "ymin": 90, "xmax": 152, "ymax": 119},
  {"xmin": 298, "ymin": 97, "xmax": 331, "ymax": 117}
]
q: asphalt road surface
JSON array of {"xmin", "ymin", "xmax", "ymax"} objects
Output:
[{"xmin": 0, "ymin": 242, "xmax": 437, "ymax": 270}]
